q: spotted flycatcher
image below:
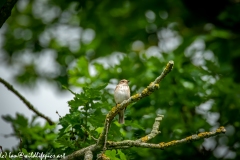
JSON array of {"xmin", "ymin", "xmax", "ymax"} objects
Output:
[{"xmin": 114, "ymin": 79, "xmax": 130, "ymax": 124}]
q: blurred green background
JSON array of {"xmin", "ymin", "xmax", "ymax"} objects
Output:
[{"xmin": 1, "ymin": 0, "xmax": 240, "ymax": 159}]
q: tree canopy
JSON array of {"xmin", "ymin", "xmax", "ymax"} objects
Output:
[{"xmin": 1, "ymin": 0, "xmax": 240, "ymax": 159}]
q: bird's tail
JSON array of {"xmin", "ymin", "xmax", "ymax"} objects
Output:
[{"xmin": 118, "ymin": 109, "xmax": 125, "ymax": 124}]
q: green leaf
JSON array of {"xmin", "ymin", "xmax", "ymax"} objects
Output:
[
  {"xmin": 21, "ymin": 148, "xmax": 28, "ymax": 154},
  {"xmin": 95, "ymin": 127, "xmax": 103, "ymax": 134},
  {"xmin": 105, "ymin": 150, "xmax": 120, "ymax": 160},
  {"xmin": 118, "ymin": 150, "xmax": 127, "ymax": 160},
  {"xmin": 55, "ymin": 135, "xmax": 75, "ymax": 149}
]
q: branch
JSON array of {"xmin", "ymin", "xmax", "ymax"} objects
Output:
[
  {"xmin": 138, "ymin": 114, "xmax": 163, "ymax": 142},
  {"xmin": 107, "ymin": 126, "xmax": 226, "ymax": 149},
  {"xmin": 0, "ymin": 77, "xmax": 54, "ymax": 125},
  {"xmin": 97, "ymin": 153, "xmax": 110, "ymax": 160},
  {"xmin": 63, "ymin": 109, "xmax": 226, "ymax": 160},
  {"xmin": 106, "ymin": 114, "xmax": 164, "ymax": 150},
  {"xmin": 84, "ymin": 150, "xmax": 93, "ymax": 160},
  {"xmin": 63, "ymin": 61, "xmax": 174, "ymax": 159},
  {"xmin": 97, "ymin": 61, "xmax": 174, "ymax": 147},
  {"xmin": 63, "ymin": 114, "xmax": 164, "ymax": 160},
  {"xmin": 0, "ymin": 0, "xmax": 18, "ymax": 28},
  {"xmin": 63, "ymin": 144, "xmax": 97, "ymax": 159}
]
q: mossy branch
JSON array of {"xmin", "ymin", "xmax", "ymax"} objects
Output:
[
  {"xmin": 107, "ymin": 126, "xmax": 226, "ymax": 149},
  {"xmin": 84, "ymin": 150, "xmax": 93, "ymax": 160},
  {"xmin": 138, "ymin": 114, "xmax": 164, "ymax": 143}
]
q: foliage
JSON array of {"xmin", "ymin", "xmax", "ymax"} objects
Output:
[
  {"xmin": 2, "ymin": 114, "xmax": 58, "ymax": 153},
  {"xmin": 56, "ymin": 84, "xmax": 108, "ymax": 154},
  {"xmin": 1, "ymin": 0, "xmax": 240, "ymax": 159}
]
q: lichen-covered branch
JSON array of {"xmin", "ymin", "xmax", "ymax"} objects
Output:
[
  {"xmin": 153, "ymin": 60, "xmax": 174, "ymax": 84},
  {"xmin": 106, "ymin": 114, "xmax": 164, "ymax": 150},
  {"xmin": 63, "ymin": 114, "xmax": 164, "ymax": 159},
  {"xmin": 97, "ymin": 61, "xmax": 174, "ymax": 147},
  {"xmin": 63, "ymin": 110, "xmax": 226, "ymax": 160},
  {"xmin": 138, "ymin": 115, "xmax": 164, "ymax": 143},
  {"xmin": 0, "ymin": 77, "xmax": 54, "ymax": 125},
  {"xmin": 107, "ymin": 126, "xmax": 226, "ymax": 149},
  {"xmin": 84, "ymin": 150, "xmax": 93, "ymax": 160},
  {"xmin": 97, "ymin": 153, "xmax": 110, "ymax": 160}
]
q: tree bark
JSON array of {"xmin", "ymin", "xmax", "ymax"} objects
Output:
[{"xmin": 0, "ymin": 0, "xmax": 18, "ymax": 28}]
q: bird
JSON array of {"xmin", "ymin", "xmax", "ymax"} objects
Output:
[{"xmin": 114, "ymin": 79, "xmax": 130, "ymax": 124}]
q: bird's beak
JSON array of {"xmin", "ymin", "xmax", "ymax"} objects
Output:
[{"xmin": 128, "ymin": 80, "xmax": 130, "ymax": 83}]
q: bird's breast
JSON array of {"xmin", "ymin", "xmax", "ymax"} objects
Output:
[{"xmin": 114, "ymin": 86, "xmax": 130, "ymax": 104}]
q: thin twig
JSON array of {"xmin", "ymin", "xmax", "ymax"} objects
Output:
[
  {"xmin": 81, "ymin": 125, "xmax": 98, "ymax": 141},
  {"xmin": 56, "ymin": 111, "xmax": 62, "ymax": 118},
  {"xmin": 0, "ymin": 77, "xmax": 54, "ymax": 125}
]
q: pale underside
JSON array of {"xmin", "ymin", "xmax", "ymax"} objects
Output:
[{"xmin": 114, "ymin": 85, "xmax": 130, "ymax": 124}]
